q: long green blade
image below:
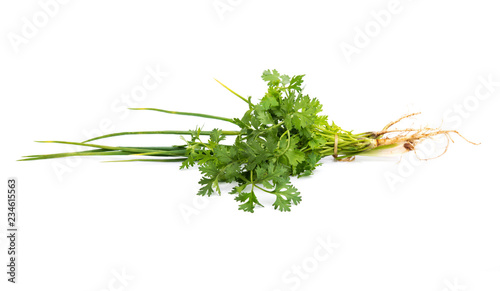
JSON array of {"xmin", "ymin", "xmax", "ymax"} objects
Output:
[
  {"xmin": 19, "ymin": 144, "xmax": 191, "ymax": 161},
  {"xmin": 129, "ymin": 107, "xmax": 236, "ymax": 124},
  {"xmin": 104, "ymin": 158, "xmax": 187, "ymax": 163},
  {"xmin": 19, "ymin": 149, "xmax": 124, "ymax": 161},
  {"xmin": 83, "ymin": 130, "xmax": 240, "ymax": 143},
  {"xmin": 34, "ymin": 141, "xmax": 188, "ymax": 156}
]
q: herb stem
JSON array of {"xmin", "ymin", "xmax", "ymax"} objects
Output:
[
  {"xmin": 213, "ymin": 78, "xmax": 252, "ymax": 107},
  {"xmin": 129, "ymin": 107, "xmax": 236, "ymax": 124},
  {"xmin": 83, "ymin": 130, "xmax": 240, "ymax": 143}
]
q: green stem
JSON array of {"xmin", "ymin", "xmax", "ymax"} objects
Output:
[
  {"xmin": 20, "ymin": 149, "xmax": 124, "ymax": 161},
  {"xmin": 129, "ymin": 107, "xmax": 236, "ymax": 124},
  {"xmin": 267, "ymin": 120, "xmax": 284, "ymax": 130},
  {"xmin": 104, "ymin": 158, "xmax": 187, "ymax": 163},
  {"xmin": 276, "ymin": 130, "xmax": 291, "ymax": 157},
  {"xmin": 253, "ymin": 184, "xmax": 275, "ymax": 195},
  {"xmin": 213, "ymin": 78, "xmax": 252, "ymax": 107},
  {"xmin": 83, "ymin": 130, "xmax": 240, "ymax": 143},
  {"xmin": 35, "ymin": 141, "xmax": 187, "ymax": 156},
  {"xmin": 250, "ymin": 169, "xmax": 254, "ymax": 193}
]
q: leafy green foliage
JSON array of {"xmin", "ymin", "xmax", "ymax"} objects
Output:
[
  {"xmin": 182, "ymin": 70, "xmax": 328, "ymax": 212},
  {"xmin": 24, "ymin": 69, "xmax": 380, "ymax": 212}
]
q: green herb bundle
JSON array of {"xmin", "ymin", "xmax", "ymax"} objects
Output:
[{"xmin": 22, "ymin": 70, "xmax": 477, "ymax": 212}]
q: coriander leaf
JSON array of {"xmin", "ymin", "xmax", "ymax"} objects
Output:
[
  {"xmin": 272, "ymin": 181, "xmax": 301, "ymax": 212},
  {"xmin": 255, "ymin": 106, "xmax": 274, "ymax": 125},
  {"xmin": 213, "ymin": 145, "xmax": 232, "ymax": 164},
  {"xmin": 262, "ymin": 69, "xmax": 281, "ymax": 86},
  {"xmin": 260, "ymin": 89, "xmax": 280, "ymax": 110},
  {"xmin": 254, "ymin": 162, "xmax": 289, "ymax": 189},
  {"xmin": 198, "ymin": 177, "xmax": 216, "ymax": 196},
  {"xmin": 280, "ymin": 74, "xmax": 290, "ymax": 86},
  {"xmin": 285, "ymin": 149, "xmax": 305, "ymax": 167},
  {"xmin": 289, "ymin": 74, "xmax": 305, "ymax": 92},
  {"xmin": 235, "ymin": 189, "xmax": 263, "ymax": 213}
]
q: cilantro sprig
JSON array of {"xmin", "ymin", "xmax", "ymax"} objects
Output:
[{"xmin": 179, "ymin": 70, "xmax": 330, "ymax": 212}]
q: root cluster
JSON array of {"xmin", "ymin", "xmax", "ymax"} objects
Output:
[{"xmin": 374, "ymin": 112, "xmax": 480, "ymax": 160}]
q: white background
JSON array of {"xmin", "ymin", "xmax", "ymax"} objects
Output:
[{"xmin": 1, "ymin": 1, "xmax": 500, "ymax": 290}]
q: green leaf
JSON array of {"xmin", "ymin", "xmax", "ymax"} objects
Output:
[
  {"xmin": 272, "ymin": 181, "xmax": 301, "ymax": 212},
  {"xmin": 198, "ymin": 177, "xmax": 216, "ymax": 196},
  {"xmin": 289, "ymin": 74, "xmax": 305, "ymax": 91},
  {"xmin": 229, "ymin": 183, "xmax": 248, "ymax": 195},
  {"xmin": 249, "ymin": 114, "xmax": 261, "ymax": 129},
  {"xmin": 307, "ymin": 135, "xmax": 327, "ymax": 149},
  {"xmin": 220, "ymin": 162, "xmax": 242, "ymax": 183},
  {"xmin": 254, "ymin": 162, "xmax": 289, "ymax": 188},
  {"xmin": 180, "ymin": 154, "xmax": 196, "ymax": 169},
  {"xmin": 241, "ymin": 110, "xmax": 253, "ymax": 127},
  {"xmin": 213, "ymin": 146, "xmax": 232, "ymax": 164},
  {"xmin": 255, "ymin": 107, "xmax": 274, "ymax": 125},
  {"xmin": 295, "ymin": 152, "xmax": 322, "ymax": 177},
  {"xmin": 280, "ymin": 74, "xmax": 290, "ymax": 86},
  {"xmin": 235, "ymin": 189, "xmax": 263, "ymax": 213},
  {"xmin": 262, "ymin": 69, "xmax": 281, "ymax": 86},
  {"xmin": 260, "ymin": 90, "xmax": 280, "ymax": 110},
  {"xmin": 192, "ymin": 149, "xmax": 216, "ymax": 165},
  {"xmin": 285, "ymin": 149, "xmax": 305, "ymax": 167},
  {"xmin": 198, "ymin": 160, "xmax": 218, "ymax": 176},
  {"xmin": 208, "ymin": 129, "xmax": 225, "ymax": 148}
]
